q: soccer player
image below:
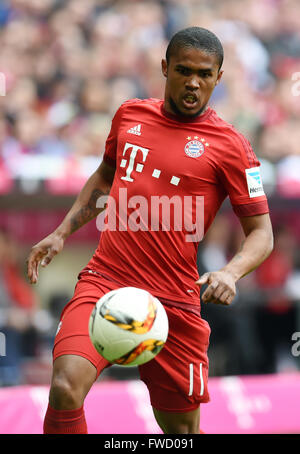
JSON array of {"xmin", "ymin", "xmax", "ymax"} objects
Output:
[{"xmin": 27, "ymin": 27, "xmax": 273, "ymax": 434}]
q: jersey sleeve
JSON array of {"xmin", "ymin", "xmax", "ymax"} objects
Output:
[
  {"xmin": 102, "ymin": 105, "xmax": 124, "ymax": 167},
  {"xmin": 218, "ymin": 133, "xmax": 269, "ymax": 217}
]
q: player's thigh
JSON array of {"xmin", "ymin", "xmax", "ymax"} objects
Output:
[
  {"xmin": 53, "ymin": 274, "xmax": 117, "ymax": 377},
  {"xmin": 153, "ymin": 406, "xmax": 200, "ymax": 434}
]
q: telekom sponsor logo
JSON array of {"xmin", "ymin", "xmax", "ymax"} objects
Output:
[
  {"xmin": 95, "ymin": 188, "xmax": 204, "ymax": 243},
  {"xmin": 219, "ymin": 376, "xmax": 272, "ymax": 430}
]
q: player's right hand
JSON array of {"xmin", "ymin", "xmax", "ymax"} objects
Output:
[{"xmin": 26, "ymin": 233, "xmax": 65, "ymax": 284}]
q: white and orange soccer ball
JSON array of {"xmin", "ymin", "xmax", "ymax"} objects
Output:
[{"xmin": 88, "ymin": 287, "xmax": 169, "ymax": 366}]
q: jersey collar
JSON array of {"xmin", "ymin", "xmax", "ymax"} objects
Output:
[{"xmin": 160, "ymin": 102, "xmax": 213, "ymax": 123}]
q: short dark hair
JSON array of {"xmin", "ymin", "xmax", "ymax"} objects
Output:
[{"xmin": 166, "ymin": 26, "xmax": 224, "ymax": 70}]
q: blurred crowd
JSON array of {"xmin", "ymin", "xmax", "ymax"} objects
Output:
[
  {"xmin": 0, "ymin": 228, "xmax": 51, "ymax": 386},
  {"xmin": 0, "ymin": 0, "xmax": 299, "ymax": 191},
  {"xmin": 1, "ymin": 0, "xmax": 300, "ymax": 385}
]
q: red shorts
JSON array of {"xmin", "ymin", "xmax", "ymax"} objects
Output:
[{"xmin": 53, "ymin": 271, "xmax": 211, "ymax": 412}]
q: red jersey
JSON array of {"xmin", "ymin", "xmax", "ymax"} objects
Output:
[{"xmin": 86, "ymin": 98, "xmax": 269, "ymax": 306}]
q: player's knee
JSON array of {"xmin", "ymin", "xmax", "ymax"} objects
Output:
[
  {"xmin": 49, "ymin": 373, "xmax": 84, "ymax": 410},
  {"xmin": 163, "ymin": 421, "xmax": 199, "ymax": 434},
  {"xmin": 154, "ymin": 407, "xmax": 200, "ymax": 434},
  {"xmin": 49, "ymin": 355, "xmax": 97, "ymax": 410}
]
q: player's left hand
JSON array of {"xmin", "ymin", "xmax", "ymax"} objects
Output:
[{"xmin": 195, "ymin": 271, "xmax": 236, "ymax": 305}]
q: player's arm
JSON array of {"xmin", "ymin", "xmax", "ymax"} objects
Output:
[
  {"xmin": 27, "ymin": 160, "xmax": 115, "ymax": 284},
  {"xmin": 196, "ymin": 213, "xmax": 273, "ymax": 305}
]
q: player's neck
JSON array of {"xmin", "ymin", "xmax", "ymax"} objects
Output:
[{"xmin": 161, "ymin": 101, "xmax": 211, "ymax": 123}]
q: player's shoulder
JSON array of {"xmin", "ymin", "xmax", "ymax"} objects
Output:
[
  {"xmin": 209, "ymin": 108, "xmax": 252, "ymax": 151},
  {"xmin": 122, "ymin": 97, "xmax": 161, "ymax": 105},
  {"xmin": 112, "ymin": 98, "xmax": 157, "ymax": 121},
  {"xmin": 118, "ymin": 97, "xmax": 162, "ymax": 112},
  {"xmin": 111, "ymin": 98, "xmax": 162, "ymax": 130}
]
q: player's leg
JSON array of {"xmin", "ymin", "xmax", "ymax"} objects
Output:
[
  {"xmin": 43, "ymin": 273, "xmax": 115, "ymax": 434},
  {"xmin": 139, "ymin": 304, "xmax": 210, "ymax": 435},
  {"xmin": 152, "ymin": 406, "xmax": 200, "ymax": 434},
  {"xmin": 44, "ymin": 354, "xmax": 98, "ymax": 434}
]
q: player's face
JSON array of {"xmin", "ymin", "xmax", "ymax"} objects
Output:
[{"xmin": 162, "ymin": 46, "xmax": 223, "ymax": 118}]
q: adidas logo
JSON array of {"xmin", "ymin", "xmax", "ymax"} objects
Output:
[{"xmin": 127, "ymin": 124, "xmax": 142, "ymax": 136}]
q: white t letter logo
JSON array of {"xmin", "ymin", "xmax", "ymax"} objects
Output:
[{"xmin": 120, "ymin": 142, "xmax": 149, "ymax": 182}]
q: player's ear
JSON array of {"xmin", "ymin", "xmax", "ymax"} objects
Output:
[
  {"xmin": 161, "ymin": 59, "xmax": 168, "ymax": 78},
  {"xmin": 215, "ymin": 69, "xmax": 224, "ymax": 86}
]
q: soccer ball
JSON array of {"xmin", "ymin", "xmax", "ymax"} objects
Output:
[{"xmin": 89, "ymin": 287, "xmax": 169, "ymax": 367}]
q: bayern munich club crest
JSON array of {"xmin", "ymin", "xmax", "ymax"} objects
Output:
[{"xmin": 184, "ymin": 136, "xmax": 209, "ymax": 158}]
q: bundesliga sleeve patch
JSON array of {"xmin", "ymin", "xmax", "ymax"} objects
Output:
[{"xmin": 245, "ymin": 167, "xmax": 265, "ymax": 198}]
